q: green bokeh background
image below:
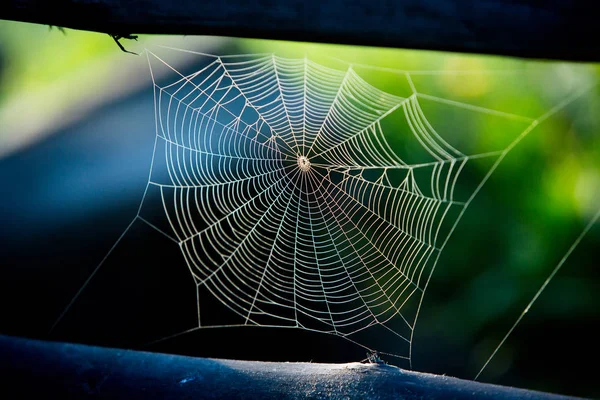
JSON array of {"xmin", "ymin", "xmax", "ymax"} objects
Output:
[{"xmin": 0, "ymin": 21, "xmax": 598, "ymax": 398}]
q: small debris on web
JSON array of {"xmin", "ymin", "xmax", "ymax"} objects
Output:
[
  {"xmin": 48, "ymin": 25, "xmax": 66, "ymax": 34},
  {"xmin": 362, "ymin": 351, "xmax": 386, "ymax": 365},
  {"xmin": 109, "ymin": 33, "xmax": 138, "ymax": 55}
]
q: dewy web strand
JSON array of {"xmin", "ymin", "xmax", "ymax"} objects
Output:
[{"xmin": 50, "ymin": 47, "xmax": 598, "ymax": 370}]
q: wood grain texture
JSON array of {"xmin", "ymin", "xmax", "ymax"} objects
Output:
[
  {"xmin": 1, "ymin": 335, "xmax": 579, "ymax": 399},
  {"xmin": 0, "ymin": 0, "xmax": 599, "ymax": 61}
]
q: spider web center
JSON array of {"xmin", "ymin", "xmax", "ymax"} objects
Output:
[{"xmin": 297, "ymin": 155, "xmax": 311, "ymax": 172}]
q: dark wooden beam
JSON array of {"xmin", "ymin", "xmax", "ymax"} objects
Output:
[
  {"xmin": 1, "ymin": 0, "xmax": 599, "ymax": 61},
  {"xmin": 1, "ymin": 335, "xmax": 578, "ymax": 399}
]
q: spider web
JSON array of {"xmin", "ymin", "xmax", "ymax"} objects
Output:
[{"xmin": 51, "ymin": 47, "xmax": 596, "ymax": 367}]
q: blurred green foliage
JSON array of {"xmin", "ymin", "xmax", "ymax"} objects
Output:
[{"xmin": 0, "ymin": 20, "xmax": 116, "ymax": 104}]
